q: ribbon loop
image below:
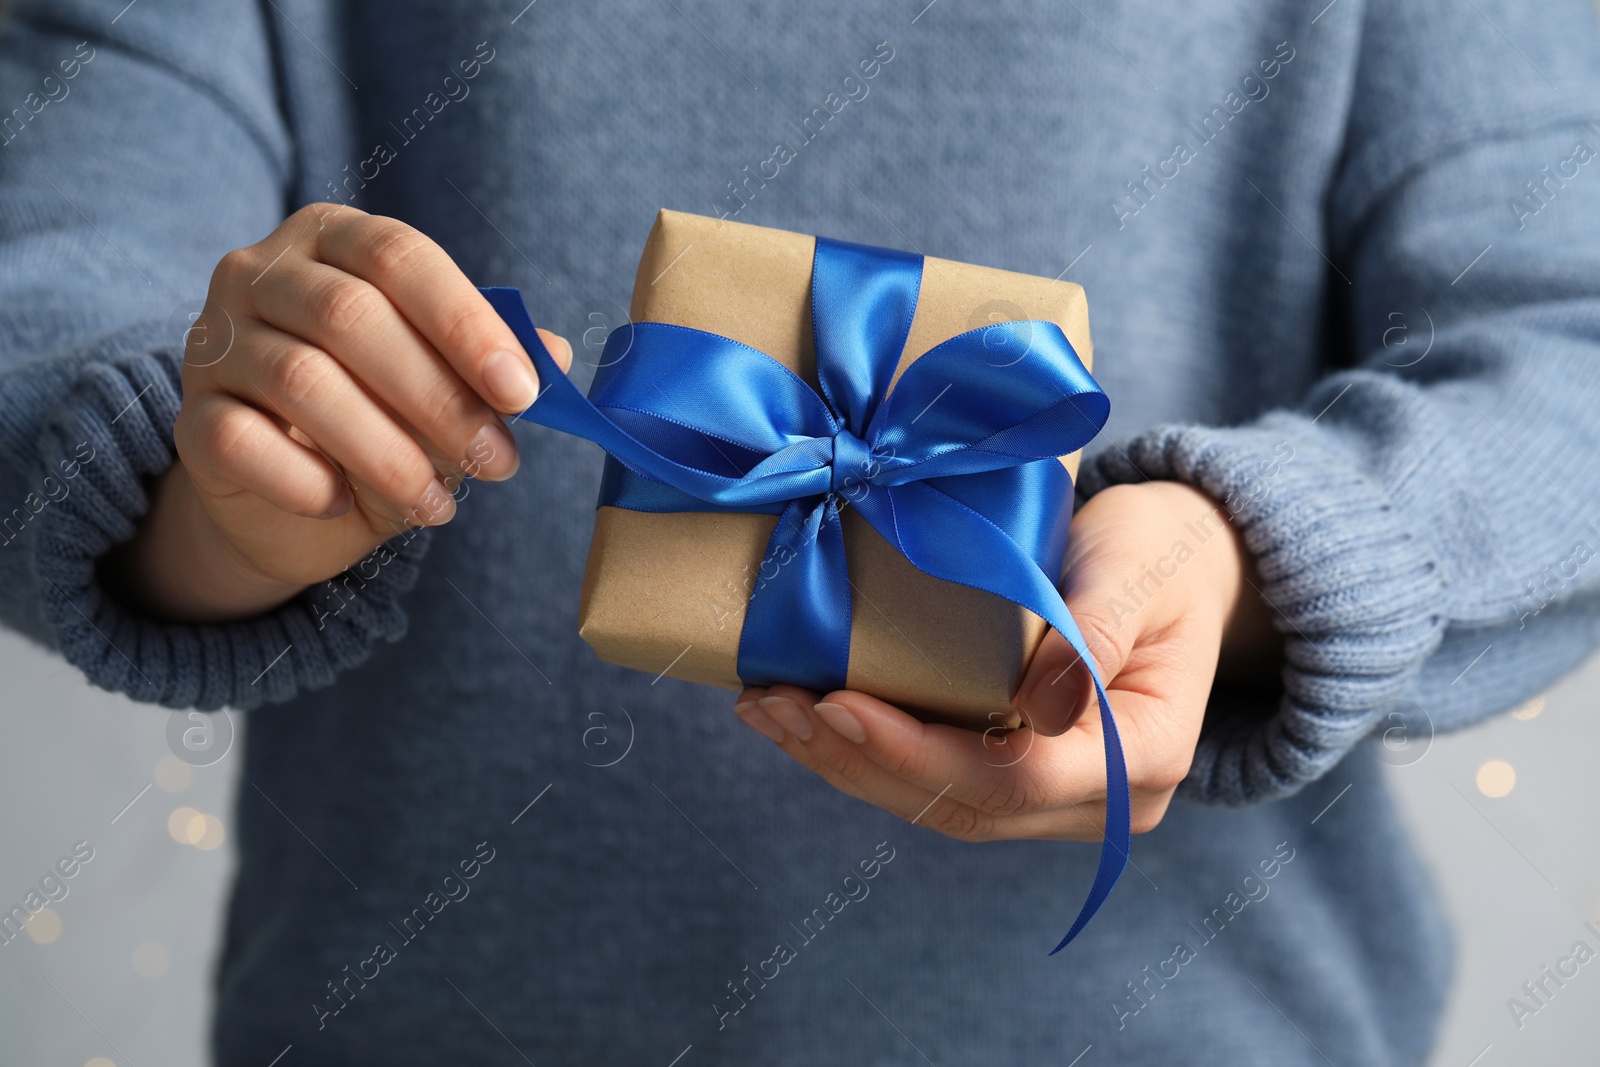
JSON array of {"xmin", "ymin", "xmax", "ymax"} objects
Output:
[
  {"xmin": 484, "ymin": 232, "xmax": 1130, "ymax": 953},
  {"xmin": 867, "ymin": 323, "xmax": 1111, "ymax": 481},
  {"xmin": 811, "ymin": 236, "xmax": 921, "ymax": 432}
]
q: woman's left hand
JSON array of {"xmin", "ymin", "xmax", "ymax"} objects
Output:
[{"xmin": 732, "ymin": 480, "xmax": 1279, "ymax": 841}]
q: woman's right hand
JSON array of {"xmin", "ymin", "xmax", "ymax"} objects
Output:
[{"xmin": 103, "ymin": 203, "xmax": 572, "ymax": 623}]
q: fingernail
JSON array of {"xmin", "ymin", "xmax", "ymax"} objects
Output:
[
  {"xmin": 320, "ymin": 483, "xmax": 354, "ymax": 519},
  {"xmin": 481, "ymin": 348, "xmax": 540, "ymax": 412},
  {"xmin": 467, "ymin": 421, "xmax": 520, "ymax": 481},
  {"xmin": 813, "ymin": 701, "xmax": 866, "ymax": 744},
  {"xmin": 736, "ymin": 703, "xmax": 786, "ymax": 744},
  {"xmin": 758, "ymin": 696, "xmax": 813, "ymax": 741},
  {"xmin": 413, "ymin": 478, "xmax": 456, "ymax": 525}
]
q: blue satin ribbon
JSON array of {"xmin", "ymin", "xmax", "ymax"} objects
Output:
[{"xmin": 484, "ymin": 235, "xmax": 1129, "ymax": 953}]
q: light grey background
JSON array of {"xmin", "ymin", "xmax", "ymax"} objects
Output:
[{"xmin": 0, "ymin": 625, "xmax": 1595, "ymax": 1066}]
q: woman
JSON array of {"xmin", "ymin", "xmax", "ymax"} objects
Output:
[{"xmin": 3, "ymin": 1, "xmax": 1598, "ymax": 1063}]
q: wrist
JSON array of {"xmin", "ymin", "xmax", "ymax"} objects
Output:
[
  {"xmin": 1119, "ymin": 479, "xmax": 1279, "ymax": 682},
  {"xmin": 99, "ymin": 462, "xmax": 307, "ymax": 623},
  {"xmin": 1197, "ymin": 488, "xmax": 1280, "ymax": 683}
]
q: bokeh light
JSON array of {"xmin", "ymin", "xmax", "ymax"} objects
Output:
[
  {"xmin": 154, "ymin": 755, "xmax": 193, "ymax": 792},
  {"xmin": 1476, "ymin": 760, "xmax": 1516, "ymax": 798},
  {"xmin": 167, "ymin": 807, "xmax": 204, "ymax": 845},
  {"xmin": 24, "ymin": 907, "xmax": 61, "ymax": 944},
  {"xmin": 194, "ymin": 815, "xmax": 226, "ymax": 852},
  {"xmin": 1511, "ymin": 696, "xmax": 1545, "ymax": 721},
  {"xmin": 131, "ymin": 942, "xmax": 168, "ymax": 978}
]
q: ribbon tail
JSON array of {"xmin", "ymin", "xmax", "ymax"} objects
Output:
[
  {"xmin": 482, "ymin": 288, "xmax": 627, "ymax": 443},
  {"xmin": 737, "ymin": 498, "xmax": 852, "ymax": 693},
  {"xmin": 855, "ymin": 483, "xmax": 1131, "ymax": 953},
  {"xmin": 483, "ymin": 287, "xmax": 831, "ymax": 507},
  {"xmin": 1047, "ymin": 676, "xmax": 1130, "ymax": 954}
]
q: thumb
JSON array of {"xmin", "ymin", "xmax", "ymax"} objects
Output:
[
  {"xmin": 535, "ymin": 328, "xmax": 574, "ymax": 373},
  {"xmin": 1013, "ymin": 572, "xmax": 1136, "ymax": 739}
]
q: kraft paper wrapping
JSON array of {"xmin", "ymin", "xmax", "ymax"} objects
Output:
[{"xmin": 576, "ymin": 210, "xmax": 1094, "ymax": 729}]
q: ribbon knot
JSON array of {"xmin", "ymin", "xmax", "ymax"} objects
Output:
[
  {"xmin": 483, "ymin": 233, "xmax": 1129, "ymax": 954},
  {"xmin": 829, "ymin": 428, "xmax": 874, "ymax": 499}
]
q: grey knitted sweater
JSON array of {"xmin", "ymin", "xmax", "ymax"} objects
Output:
[{"xmin": 4, "ymin": 1, "xmax": 1600, "ymax": 1063}]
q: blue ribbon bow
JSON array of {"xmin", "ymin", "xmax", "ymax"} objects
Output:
[{"xmin": 484, "ymin": 235, "xmax": 1129, "ymax": 952}]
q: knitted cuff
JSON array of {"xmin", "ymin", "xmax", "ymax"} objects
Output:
[
  {"xmin": 29, "ymin": 329, "xmax": 430, "ymax": 710},
  {"xmin": 1079, "ymin": 418, "xmax": 1447, "ymax": 804}
]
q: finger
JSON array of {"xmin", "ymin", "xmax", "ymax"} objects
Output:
[
  {"xmin": 1130, "ymin": 789, "xmax": 1177, "ymax": 837},
  {"xmin": 177, "ymin": 393, "xmax": 352, "ymax": 518},
  {"xmin": 813, "ymin": 688, "xmax": 1113, "ymax": 817},
  {"xmin": 1014, "ymin": 630, "xmax": 1095, "ymax": 737},
  {"xmin": 740, "ymin": 688, "xmax": 1117, "ymax": 840},
  {"xmin": 214, "ymin": 323, "xmax": 456, "ymax": 528},
  {"xmin": 249, "ymin": 258, "xmax": 520, "ymax": 481},
  {"xmin": 982, "ymin": 798, "xmax": 1108, "ymax": 841},
  {"xmin": 316, "ymin": 213, "xmax": 574, "ymax": 414},
  {"xmin": 732, "ymin": 687, "xmax": 788, "ymax": 744},
  {"xmin": 785, "ymin": 688, "xmax": 1115, "ymax": 840},
  {"xmin": 538, "ymin": 328, "xmax": 574, "ymax": 373},
  {"xmin": 751, "ymin": 687, "xmax": 1004, "ymax": 836},
  {"xmin": 746, "ymin": 683, "xmax": 824, "ymax": 741}
]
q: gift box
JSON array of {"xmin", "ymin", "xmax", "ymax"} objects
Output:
[
  {"xmin": 487, "ymin": 210, "xmax": 1125, "ymax": 951},
  {"xmin": 569, "ymin": 211, "xmax": 1095, "ymax": 728}
]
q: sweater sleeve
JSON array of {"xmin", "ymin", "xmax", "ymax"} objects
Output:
[
  {"xmin": 0, "ymin": 0, "xmax": 429, "ymax": 711},
  {"xmin": 1079, "ymin": 0, "xmax": 1600, "ymax": 804}
]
